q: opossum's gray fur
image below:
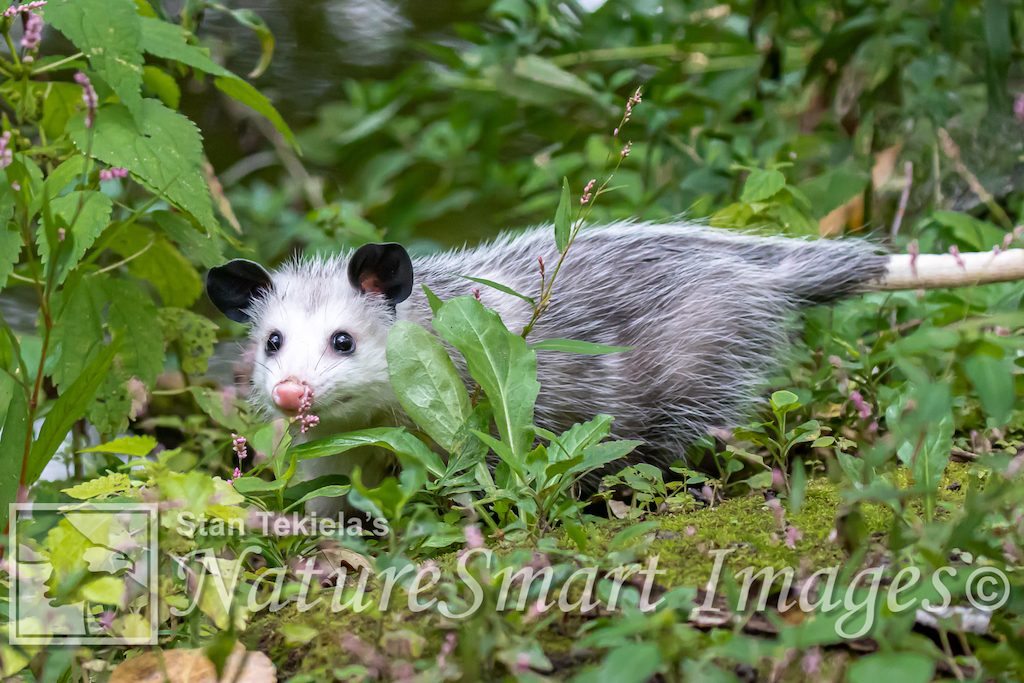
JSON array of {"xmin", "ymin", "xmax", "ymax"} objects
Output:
[{"xmin": 239, "ymin": 222, "xmax": 888, "ymax": 509}]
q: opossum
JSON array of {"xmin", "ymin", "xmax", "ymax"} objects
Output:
[{"xmin": 206, "ymin": 222, "xmax": 1024, "ymax": 513}]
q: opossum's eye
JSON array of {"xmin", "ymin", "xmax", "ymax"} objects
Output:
[
  {"xmin": 331, "ymin": 331, "xmax": 355, "ymax": 355},
  {"xmin": 265, "ymin": 331, "xmax": 282, "ymax": 356}
]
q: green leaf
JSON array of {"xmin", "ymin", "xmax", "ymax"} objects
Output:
[
  {"xmin": 963, "ymin": 353, "xmax": 1015, "ymax": 425},
  {"xmin": 913, "ymin": 412, "xmax": 953, "ymax": 497},
  {"xmin": 432, "ymin": 296, "xmax": 540, "ymax": 460},
  {"xmin": 214, "ymin": 77, "xmax": 298, "ymax": 152},
  {"xmin": 279, "ymin": 623, "xmax": 317, "ymax": 646},
  {"xmin": 740, "ymin": 168, "xmax": 786, "ymax": 203},
  {"xmin": 28, "ymin": 338, "xmax": 122, "ymax": 485},
  {"xmin": 543, "ymin": 414, "xmax": 612, "ymax": 460},
  {"xmin": 160, "ymin": 308, "xmax": 218, "ymax": 374},
  {"xmin": 457, "ymin": 275, "xmax": 535, "ymax": 305},
  {"xmin": 597, "ymin": 644, "xmax": 662, "ymax": 683},
  {"xmin": 847, "ymin": 653, "xmax": 933, "ymax": 683},
  {"xmin": 770, "ymin": 390, "xmax": 800, "ymax": 413},
  {"xmin": 62, "ymin": 472, "xmax": 132, "ymax": 499},
  {"xmin": 142, "ymin": 65, "xmax": 181, "ymax": 109},
  {"xmin": 138, "ymin": 17, "xmax": 296, "ymax": 149},
  {"xmin": 530, "ymin": 339, "xmax": 633, "ymax": 354},
  {"xmin": 50, "ymin": 274, "xmax": 107, "ymax": 391},
  {"xmin": 291, "ymin": 427, "xmax": 446, "ymax": 479},
  {"xmin": 789, "ymin": 458, "xmax": 806, "ymax": 513},
  {"xmin": 554, "ymin": 176, "xmax": 572, "ymax": 253},
  {"xmin": 37, "ymin": 190, "xmax": 113, "ymax": 285},
  {"xmin": 0, "ymin": 181, "xmax": 20, "ymax": 287},
  {"xmin": 607, "ymin": 520, "xmax": 659, "ymax": 552},
  {"xmin": 42, "ymin": 0, "xmax": 144, "ymax": 119},
  {"xmin": 0, "ymin": 387, "xmax": 28, "ymax": 532},
  {"xmin": 104, "ymin": 279, "xmax": 164, "ymax": 387},
  {"xmin": 67, "ymin": 100, "xmax": 217, "ymax": 232},
  {"xmin": 112, "ymin": 229, "xmax": 203, "ymax": 308},
  {"xmin": 284, "ymin": 484, "xmax": 352, "ymax": 513},
  {"xmin": 80, "ymin": 435, "xmax": 157, "ymax": 456},
  {"xmin": 422, "ymin": 284, "xmax": 444, "ymax": 315},
  {"xmin": 152, "ymin": 210, "xmax": 224, "ymax": 269},
  {"xmin": 386, "ymin": 321, "xmax": 470, "ymax": 452},
  {"xmin": 41, "ymin": 82, "xmax": 87, "ymax": 142}
]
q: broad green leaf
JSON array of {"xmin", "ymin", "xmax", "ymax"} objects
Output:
[
  {"xmin": 386, "ymin": 321, "xmax": 470, "ymax": 452},
  {"xmin": 142, "ymin": 65, "xmax": 181, "ymax": 109},
  {"xmin": 139, "ymin": 17, "xmax": 296, "ymax": 149},
  {"xmin": 542, "ymin": 414, "xmax": 612, "ymax": 460},
  {"xmin": 80, "ymin": 436, "xmax": 157, "ymax": 456},
  {"xmin": 284, "ymin": 484, "xmax": 352, "ymax": 513},
  {"xmin": 422, "ymin": 284, "xmax": 444, "ymax": 315},
  {"xmin": 152, "ymin": 210, "xmax": 224, "ymax": 269},
  {"xmin": 913, "ymin": 412, "xmax": 953, "ymax": 498},
  {"xmin": 597, "ymin": 644, "xmax": 662, "ymax": 683},
  {"xmin": 36, "ymin": 190, "xmax": 113, "ymax": 284},
  {"xmin": 770, "ymin": 390, "xmax": 800, "ymax": 412},
  {"xmin": 28, "ymin": 338, "xmax": 122, "ymax": 485},
  {"xmin": 50, "ymin": 274, "xmax": 107, "ymax": 391},
  {"xmin": 42, "ymin": 0, "xmax": 144, "ymax": 119},
  {"xmin": 81, "ymin": 576, "xmax": 125, "ymax": 605},
  {"xmin": 112, "ymin": 230, "xmax": 203, "ymax": 308},
  {"xmin": 530, "ymin": 339, "xmax": 633, "ymax": 354},
  {"xmin": 0, "ymin": 387, "xmax": 28, "ymax": 532},
  {"xmin": 29, "ymin": 155, "xmax": 87, "ymax": 219},
  {"xmin": 963, "ymin": 353, "xmax": 1015, "ymax": 425},
  {"xmin": 105, "ymin": 279, "xmax": 164, "ymax": 386},
  {"xmin": 488, "ymin": 55, "xmax": 600, "ymax": 105},
  {"xmin": 847, "ymin": 653, "xmax": 933, "ymax": 683},
  {"xmin": 607, "ymin": 520, "xmax": 659, "ymax": 552},
  {"xmin": 189, "ymin": 386, "xmax": 250, "ymax": 433},
  {"xmin": 740, "ymin": 168, "xmax": 786, "ymax": 203},
  {"xmin": 432, "ymin": 296, "xmax": 540, "ymax": 459},
  {"xmin": 280, "ymin": 623, "xmax": 317, "ymax": 646},
  {"xmin": 554, "ymin": 176, "xmax": 571, "ymax": 253},
  {"xmin": 291, "ymin": 427, "xmax": 446, "ymax": 479},
  {"xmin": 160, "ymin": 308, "xmax": 218, "ymax": 374},
  {"xmin": 67, "ymin": 101, "xmax": 217, "ymax": 232},
  {"xmin": 41, "ymin": 82, "xmax": 86, "ymax": 141},
  {"xmin": 457, "ymin": 275, "xmax": 535, "ymax": 305}
]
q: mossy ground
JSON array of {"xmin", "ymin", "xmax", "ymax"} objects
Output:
[{"xmin": 243, "ymin": 463, "xmax": 974, "ymax": 680}]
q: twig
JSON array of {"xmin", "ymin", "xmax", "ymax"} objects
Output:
[{"xmin": 890, "ymin": 161, "xmax": 912, "ymax": 241}]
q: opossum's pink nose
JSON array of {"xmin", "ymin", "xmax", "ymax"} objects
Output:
[{"xmin": 272, "ymin": 380, "xmax": 309, "ymax": 412}]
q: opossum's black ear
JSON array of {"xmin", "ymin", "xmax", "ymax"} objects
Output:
[
  {"xmin": 348, "ymin": 243, "xmax": 413, "ymax": 305},
  {"xmin": 206, "ymin": 259, "xmax": 273, "ymax": 323}
]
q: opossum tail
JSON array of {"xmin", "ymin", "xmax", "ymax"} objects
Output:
[{"xmin": 875, "ymin": 249, "xmax": 1024, "ymax": 292}]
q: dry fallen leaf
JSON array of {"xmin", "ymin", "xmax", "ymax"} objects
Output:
[{"xmin": 108, "ymin": 643, "xmax": 275, "ymax": 683}]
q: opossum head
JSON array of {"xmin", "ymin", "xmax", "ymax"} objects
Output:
[{"xmin": 206, "ymin": 244, "xmax": 413, "ymax": 421}]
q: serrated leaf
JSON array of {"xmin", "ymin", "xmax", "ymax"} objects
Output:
[
  {"xmin": 740, "ymin": 168, "xmax": 786, "ymax": 203},
  {"xmin": 42, "ymin": 0, "xmax": 144, "ymax": 119},
  {"xmin": 28, "ymin": 338, "xmax": 122, "ymax": 485},
  {"xmin": 530, "ymin": 338, "xmax": 633, "ymax": 354},
  {"xmin": 432, "ymin": 296, "xmax": 540, "ymax": 461},
  {"xmin": 62, "ymin": 472, "xmax": 132, "ymax": 499},
  {"xmin": 80, "ymin": 436, "xmax": 157, "ymax": 456},
  {"xmin": 104, "ymin": 279, "xmax": 163, "ymax": 386},
  {"xmin": 41, "ymin": 81, "xmax": 86, "ymax": 142},
  {"xmin": 139, "ymin": 17, "xmax": 296, "ymax": 149},
  {"xmin": 142, "ymin": 65, "xmax": 180, "ymax": 109},
  {"xmin": 50, "ymin": 274, "xmax": 107, "ymax": 391},
  {"xmin": 151, "ymin": 210, "xmax": 224, "ymax": 269},
  {"xmin": 36, "ymin": 190, "xmax": 113, "ymax": 285},
  {"xmin": 160, "ymin": 308, "xmax": 218, "ymax": 374},
  {"xmin": 0, "ymin": 220, "xmax": 20, "ymax": 290},
  {"xmin": 555, "ymin": 176, "xmax": 572, "ymax": 253},
  {"xmin": 67, "ymin": 100, "xmax": 217, "ymax": 232},
  {"xmin": 386, "ymin": 321, "xmax": 470, "ymax": 452}
]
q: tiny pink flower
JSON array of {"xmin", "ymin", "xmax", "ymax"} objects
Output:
[
  {"xmin": 785, "ymin": 526, "xmax": 803, "ymax": 548},
  {"xmin": 0, "ymin": 131, "xmax": 13, "ymax": 169},
  {"xmin": 949, "ymin": 244, "xmax": 965, "ymax": 269},
  {"xmin": 2, "ymin": 1, "xmax": 45, "ymax": 18},
  {"xmin": 685, "ymin": 526, "xmax": 696, "ymax": 536},
  {"xmin": 580, "ymin": 178, "xmax": 595, "ymax": 205},
  {"xmin": 464, "ymin": 524, "xmax": 484, "ymax": 549},
  {"xmin": 537, "ymin": 255, "xmax": 545, "ymax": 276},
  {"xmin": 436, "ymin": 632, "xmax": 457, "ymax": 668},
  {"xmin": 849, "ymin": 390, "xmax": 872, "ymax": 420},
  {"xmin": 472, "ymin": 288, "xmax": 481, "ymax": 301},
  {"xmin": 11, "ymin": 181, "xmax": 20, "ymax": 191},
  {"xmin": 516, "ymin": 653, "xmax": 531, "ymax": 672},
  {"xmin": 621, "ymin": 141, "xmax": 632, "ymax": 159},
  {"xmin": 19, "ymin": 10, "xmax": 42, "ymax": 50},
  {"xmin": 231, "ymin": 433, "xmax": 247, "ymax": 459},
  {"xmin": 57, "ymin": 227, "xmax": 65, "ymax": 241},
  {"xmin": 802, "ymin": 648, "xmax": 822, "ymax": 675}
]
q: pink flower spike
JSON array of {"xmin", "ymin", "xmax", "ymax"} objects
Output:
[
  {"xmin": 472, "ymin": 288, "xmax": 481, "ymax": 301},
  {"xmin": 621, "ymin": 141, "xmax": 632, "ymax": 159},
  {"xmin": 231, "ymin": 433, "xmax": 248, "ymax": 459},
  {"xmin": 20, "ymin": 11, "xmax": 42, "ymax": 50},
  {"xmin": 785, "ymin": 526, "xmax": 803, "ymax": 548},
  {"xmin": 537, "ymin": 255, "xmax": 545, "ymax": 275},
  {"xmin": 74, "ymin": 72, "xmax": 97, "ymax": 128}
]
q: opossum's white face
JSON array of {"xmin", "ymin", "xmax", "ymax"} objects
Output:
[{"xmin": 206, "ymin": 245, "xmax": 415, "ymax": 424}]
